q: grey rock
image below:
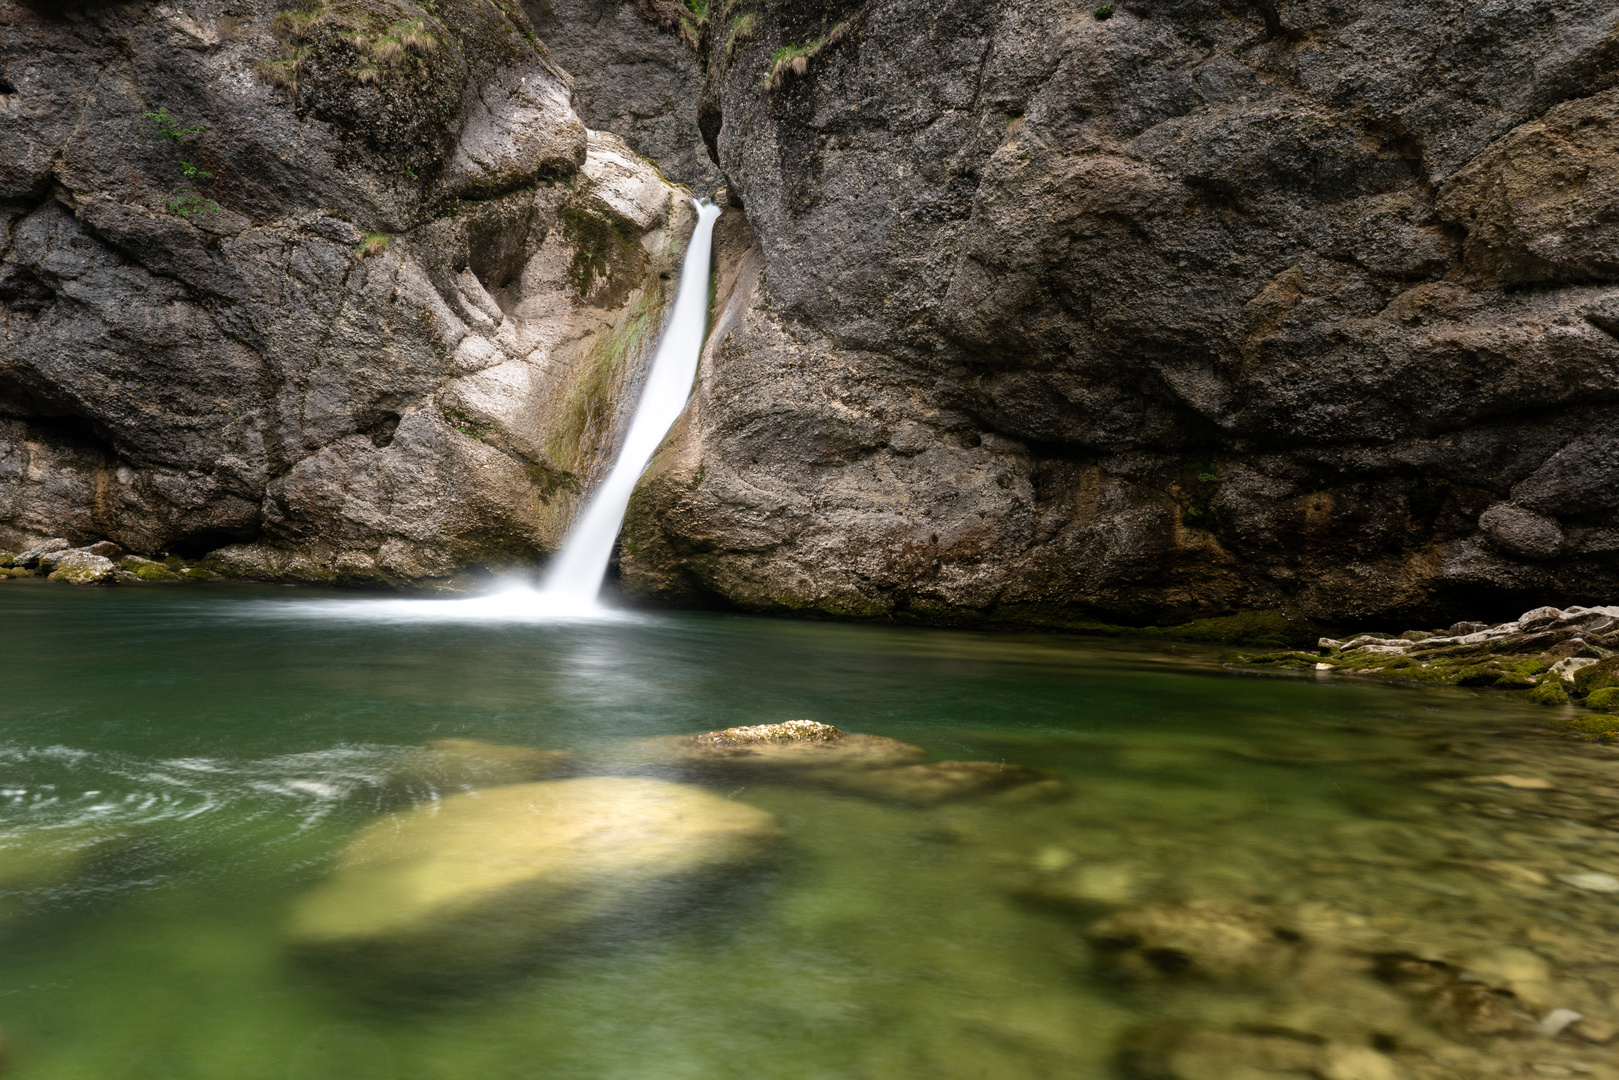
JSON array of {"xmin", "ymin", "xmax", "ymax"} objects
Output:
[
  {"xmin": 619, "ymin": 0, "xmax": 1619, "ymax": 626},
  {"xmin": 44, "ymin": 551, "xmax": 116, "ymax": 584},
  {"xmin": 0, "ymin": 0, "xmax": 690, "ymax": 584},
  {"xmin": 439, "ymin": 62, "xmax": 588, "ymax": 199},
  {"xmin": 12, "ymin": 539, "xmax": 70, "ymax": 569},
  {"xmin": 1479, "ymin": 503, "xmax": 1565, "ymax": 561},
  {"xmin": 528, "ymin": 0, "xmax": 722, "ymax": 192}
]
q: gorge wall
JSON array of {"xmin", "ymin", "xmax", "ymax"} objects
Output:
[
  {"xmin": 0, "ymin": 0, "xmax": 690, "ymax": 585},
  {"xmin": 4, "ymin": 0, "xmax": 1619, "ymax": 626}
]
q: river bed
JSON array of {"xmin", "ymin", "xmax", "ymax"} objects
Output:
[{"xmin": 1, "ymin": 581, "xmax": 1615, "ymax": 1079}]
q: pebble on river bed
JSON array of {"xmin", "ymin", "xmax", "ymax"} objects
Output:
[{"xmin": 1556, "ymin": 872, "xmax": 1619, "ymax": 893}]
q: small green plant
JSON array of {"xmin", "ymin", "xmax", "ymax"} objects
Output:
[
  {"xmin": 141, "ymin": 108, "xmax": 219, "ymax": 217},
  {"xmin": 141, "ymin": 107, "xmax": 205, "ymax": 144},
  {"xmin": 1176, "ymin": 453, "xmax": 1221, "ymax": 523},
  {"xmin": 355, "ymin": 233, "xmax": 390, "ymax": 258},
  {"xmin": 1093, "ymin": 3, "xmax": 1115, "ymax": 18}
]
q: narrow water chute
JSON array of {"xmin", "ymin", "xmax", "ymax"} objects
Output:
[{"xmin": 536, "ymin": 198, "xmax": 723, "ymax": 609}]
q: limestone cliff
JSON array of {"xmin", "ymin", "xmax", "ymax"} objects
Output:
[
  {"xmin": 619, "ymin": 0, "xmax": 1619, "ymax": 627},
  {"xmin": 0, "ymin": 0, "xmax": 687, "ymax": 585},
  {"xmin": 5, "ymin": 0, "xmax": 1619, "ymax": 627}
]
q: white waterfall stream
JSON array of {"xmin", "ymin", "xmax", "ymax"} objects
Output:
[
  {"xmin": 535, "ymin": 199, "xmax": 723, "ymax": 612},
  {"xmin": 252, "ymin": 199, "xmax": 721, "ymax": 624}
]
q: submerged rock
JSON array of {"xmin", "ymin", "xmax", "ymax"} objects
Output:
[
  {"xmin": 622, "ymin": 721, "xmax": 1061, "ymax": 805},
  {"xmin": 813, "ymin": 760, "xmax": 1064, "ymax": 807},
  {"xmin": 1087, "ymin": 901, "xmax": 1304, "ymax": 986},
  {"xmin": 1117, "ymin": 1026, "xmax": 1401, "ymax": 1080},
  {"xmin": 628, "ymin": 721, "xmax": 927, "ymax": 775},
  {"xmin": 286, "ymin": 777, "xmax": 783, "ymax": 981},
  {"xmin": 385, "ymin": 738, "xmax": 581, "ymax": 796}
]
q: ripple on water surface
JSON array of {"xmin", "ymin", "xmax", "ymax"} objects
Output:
[{"xmin": 1, "ymin": 584, "xmax": 1617, "ymax": 1080}]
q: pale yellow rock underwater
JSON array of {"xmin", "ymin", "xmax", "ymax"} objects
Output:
[{"xmin": 287, "ymin": 776, "xmax": 784, "ymax": 981}]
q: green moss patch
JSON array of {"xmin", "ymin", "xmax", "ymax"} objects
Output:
[
  {"xmin": 1529, "ymin": 679, "xmax": 1569, "ymax": 706},
  {"xmin": 1556, "ymin": 714, "xmax": 1619, "ymax": 743}
]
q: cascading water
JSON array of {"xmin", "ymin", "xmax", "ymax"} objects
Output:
[
  {"xmin": 536, "ymin": 199, "xmax": 723, "ymax": 612},
  {"xmin": 249, "ymin": 199, "xmax": 721, "ymax": 625}
]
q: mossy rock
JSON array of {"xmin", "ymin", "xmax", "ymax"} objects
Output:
[
  {"xmin": 1455, "ymin": 665, "xmax": 1500, "ymax": 687},
  {"xmin": 1155, "ymin": 610, "xmax": 1317, "ymax": 649},
  {"xmin": 1586, "ymin": 687, "xmax": 1619, "ymax": 711},
  {"xmin": 1529, "ymin": 679, "xmax": 1570, "ymax": 706},
  {"xmin": 1492, "ymin": 673, "xmax": 1536, "ymax": 690},
  {"xmin": 620, "ymin": 721, "xmax": 926, "ymax": 777},
  {"xmin": 1556, "ymin": 715, "xmax": 1619, "ymax": 743},
  {"xmin": 1574, "ymin": 656, "xmax": 1619, "ymax": 695},
  {"xmin": 120, "ymin": 557, "xmax": 180, "ymax": 581}
]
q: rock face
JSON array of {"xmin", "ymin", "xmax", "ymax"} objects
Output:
[
  {"xmin": 526, "ymin": 0, "xmax": 722, "ymax": 193},
  {"xmin": 6, "ymin": 0, "xmax": 1619, "ymax": 624},
  {"xmin": 1, "ymin": 0, "xmax": 689, "ymax": 585},
  {"xmin": 286, "ymin": 776, "xmax": 784, "ymax": 980},
  {"xmin": 619, "ymin": 0, "xmax": 1619, "ymax": 627}
]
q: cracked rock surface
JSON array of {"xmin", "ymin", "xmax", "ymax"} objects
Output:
[
  {"xmin": 619, "ymin": 0, "xmax": 1619, "ymax": 626},
  {"xmin": 0, "ymin": 0, "xmax": 688, "ymax": 584}
]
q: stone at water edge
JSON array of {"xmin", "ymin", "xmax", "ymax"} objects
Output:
[
  {"xmin": 286, "ymin": 777, "xmax": 784, "ymax": 981},
  {"xmin": 44, "ymin": 551, "xmax": 117, "ymax": 584},
  {"xmin": 384, "ymin": 738, "xmax": 582, "ymax": 796},
  {"xmin": 11, "ymin": 539, "xmax": 69, "ymax": 570}
]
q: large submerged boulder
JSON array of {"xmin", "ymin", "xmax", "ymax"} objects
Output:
[
  {"xmin": 622, "ymin": 721, "xmax": 1063, "ymax": 805},
  {"xmin": 286, "ymin": 777, "xmax": 783, "ymax": 980}
]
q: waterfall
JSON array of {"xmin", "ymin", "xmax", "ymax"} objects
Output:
[
  {"xmin": 533, "ymin": 198, "xmax": 722, "ymax": 614},
  {"xmin": 252, "ymin": 200, "xmax": 721, "ymax": 625}
]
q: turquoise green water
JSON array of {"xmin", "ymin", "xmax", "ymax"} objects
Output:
[{"xmin": 0, "ymin": 581, "xmax": 1612, "ymax": 1079}]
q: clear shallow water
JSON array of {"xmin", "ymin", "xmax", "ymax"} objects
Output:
[{"xmin": 1, "ymin": 581, "xmax": 1616, "ymax": 1079}]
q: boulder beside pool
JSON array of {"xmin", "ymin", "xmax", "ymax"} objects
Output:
[{"xmin": 286, "ymin": 777, "xmax": 784, "ymax": 981}]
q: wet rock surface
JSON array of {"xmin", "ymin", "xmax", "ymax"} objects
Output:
[{"xmin": 286, "ymin": 776, "xmax": 784, "ymax": 981}]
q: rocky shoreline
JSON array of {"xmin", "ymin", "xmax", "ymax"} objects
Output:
[{"xmin": 1230, "ymin": 605, "xmax": 1619, "ymax": 738}]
